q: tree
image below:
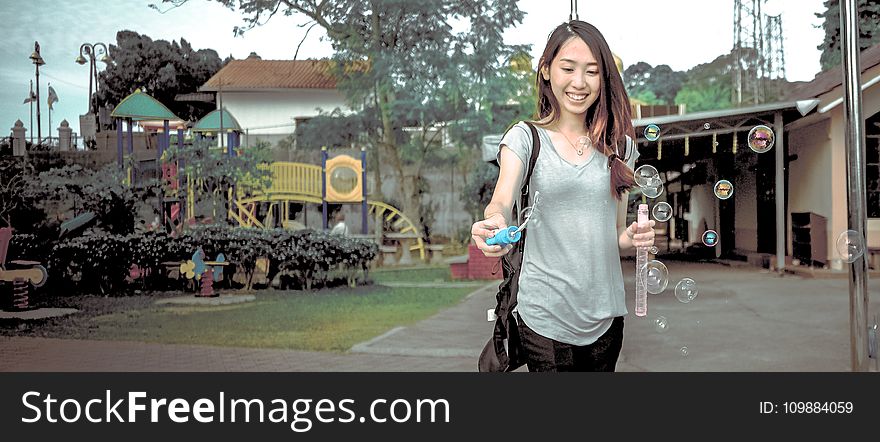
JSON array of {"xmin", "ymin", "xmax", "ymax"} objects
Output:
[
  {"xmin": 158, "ymin": 0, "xmax": 529, "ymax": 235},
  {"xmin": 165, "ymin": 138, "xmax": 273, "ymax": 222},
  {"xmin": 816, "ymin": 0, "xmax": 880, "ymax": 71},
  {"xmin": 624, "ymin": 61, "xmax": 653, "ymax": 94},
  {"xmin": 648, "ymin": 65, "xmax": 687, "ymax": 104},
  {"xmin": 95, "ymin": 30, "xmax": 224, "ymax": 122},
  {"xmin": 624, "ymin": 62, "xmax": 686, "ymax": 105},
  {"xmin": 674, "ymin": 52, "xmax": 734, "ymax": 112},
  {"xmin": 674, "ymin": 81, "xmax": 732, "ymax": 113}
]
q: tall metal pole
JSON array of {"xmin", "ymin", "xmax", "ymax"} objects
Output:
[
  {"xmin": 88, "ymin": 52, "xmax": 94, "ymax": 113},
  {"xmin": 840, "ymin": 0, "xmax": 871, "ymax": 372},
  {"xmin": 77, "ymin": 43, "xmax": 111, "ymax": 117},
  {"xmin": 29, "ymin": 80, "xmax": 34, "ymax": 145},
  {"xmin": 361, "ymin": 146, "xmax": 368, "ymax": 234},
  {"xmin": 47, "ymin": 84, "xmax": 52, "ymax": 144},
  {"xmin": 774, "ymin": 112, "xmax": 785, "ymax": 274},
  {"xmin": 31, "ymin": 41, "xmax": 44, "ymax": 145},
  {"xmin": 36, "ymin": 60, "xmax": 41, "ymax": 143},
  {"xmin": 322, "ymin": 146, "xmax": 328, "ymax": 230}
]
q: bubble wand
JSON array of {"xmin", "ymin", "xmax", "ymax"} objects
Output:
[
  {"xmin": 635, "ymin": 197, "xmax": 648, "ymax": 317},
  {"xmin": 486, "ymin": 192, "xmax": 542, "ymax": 246}
]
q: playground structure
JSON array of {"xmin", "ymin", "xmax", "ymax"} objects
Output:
[
  {"xmin": 227, "ymin": 147, "xmax": 426, "ymax": 262},
  {"xmin": 107, "ymin": 89, "xmax": 425, "ymax": 262}
]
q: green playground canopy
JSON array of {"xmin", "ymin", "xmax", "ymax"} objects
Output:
[
  {"xmin": 192, "ymin": 108, "xmax": 242, "ymax": 133},
  {"xmin": 110, "ymin": 88, "xmax": 180, "ymax": 121}
]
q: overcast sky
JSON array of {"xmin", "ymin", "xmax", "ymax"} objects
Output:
[{"xmin": 1, "ymin": 0, "xmax": 828, "ymax": 139}]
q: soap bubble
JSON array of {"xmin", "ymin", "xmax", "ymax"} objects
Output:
[
  {"xmin": 516, "ymin": 192, "xmax": 543, "ymax": 230},
  {"xmin": 680, "ymin": 346, "xmax": 689, "ymax": 357},
  {"xmin": 644, "ymin": 124, "xmax": 660, "ymax": 142},
  {"xmin": 702, "ymin": 230, "xmax": 719, "ymax": 247},
  {"xmin": 652, "ymin": 202, "xmax": 672, "ymax": 222},
  {"xmin": 642, "ymin": 184, "xmax": 664, "ymax": 199},
  {"xmin": 641, "ymin": 259, "xmax": 669, "ymax": 294},
  {"xmin": 713, "ymin": 179, "xmax": 734, "ymax": 200},
  {"xmin": 748, "ymin": 125, "xmax": 775, "ymax": 153},
  {"xmin": 654, "ymin": 316, "xmax": 669, "ymax": 333},
  {"xmin": 674, "ymin": 278, "xmax": 698, "ymax": 303},
  {"xmin": 649, "ymin": 245, "xmax": 659, "ymax": 255},
  {"xmin": 634, "ymin": 165, "xmax": 660, "ymax": 187},
  {"xmin": 703, "ymin": 122, "xmax": 711, "ymax": 130},
  {"xmin": 836, "ymin": 230, "xmax": 865, "ymax": 263}
]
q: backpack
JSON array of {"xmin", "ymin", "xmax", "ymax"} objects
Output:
[{"xmin": 478, "ymin": 121, "xmax": 541, "ymax": 372}]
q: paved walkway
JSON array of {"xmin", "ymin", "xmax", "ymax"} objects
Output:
[{"xmin": 1, "ymin": 261, "xmax": 879, "ymax": 372}]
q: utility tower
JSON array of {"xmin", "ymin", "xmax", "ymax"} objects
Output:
[
  {"xmin": 764, "ymin": 13, "xmax": 787, "ymax": 99},
  {"xmin": 732, "ymin": 0, "xmax": 786, "ymax": 105}
]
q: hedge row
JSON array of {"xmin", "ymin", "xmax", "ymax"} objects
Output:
[{"xmin": 7, "ymin": 227, "xmax": 377, "ymax": 295}]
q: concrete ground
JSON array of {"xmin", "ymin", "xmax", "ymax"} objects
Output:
[{"xmin": 1, "ymin": 260, "xmax": 878, "ymax": 372}]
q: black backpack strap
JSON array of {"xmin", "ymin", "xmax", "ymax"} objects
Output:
[
  {"xmin": 521, "ymin": 122, "xmax": 541, "ymax": 198},
  {"xmin": 517, "ymin": 122, "xmax": 541, "ymax": 221}
]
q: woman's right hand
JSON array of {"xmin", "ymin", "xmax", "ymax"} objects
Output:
[{"xmin": 471, "ymin": 213, "xmax": 513, "ymax": 257}]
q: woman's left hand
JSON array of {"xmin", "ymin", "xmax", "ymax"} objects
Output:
[{"xmin": 626, "ymin": 220, "xmax": 656, "ymax": 249}]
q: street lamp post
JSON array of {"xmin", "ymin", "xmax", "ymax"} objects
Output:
[
  {"xmin": 29, "ymin": 41, "xmax": 45, "ymax": 145},
  {"xmin": 75, "ymin": 42, "xmax": 111, "ymax": 114}
]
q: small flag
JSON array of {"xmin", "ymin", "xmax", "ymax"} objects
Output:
[
  {"xmin": 22, "ymin": 90, "xmax": 36, "ymax": 104},
  {"xmin": 47, "ymin": 85, "xmax": 58, "ymax": 110}
]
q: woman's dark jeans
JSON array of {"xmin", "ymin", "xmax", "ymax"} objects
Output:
[{"xmin": 518, "ymin": 316, "xmax": 624, "ymax": 372}]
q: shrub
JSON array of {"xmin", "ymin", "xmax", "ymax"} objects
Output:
[{"xmin": 27, "ymin": 226, "xmax": 377, "ymax": 295}]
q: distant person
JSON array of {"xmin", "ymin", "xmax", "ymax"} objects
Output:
[{"xmin": 330, "ymin": 210, "xmax": 349, "ymax": 236}]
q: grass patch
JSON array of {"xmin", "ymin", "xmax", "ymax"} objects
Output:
[
  {"xmin": 371, "ymin": 265, "xmax": 453, "ymax": 283},
  {"xmin": 0, "ymin": 283, "xmax": 474, "ymax": 352}
]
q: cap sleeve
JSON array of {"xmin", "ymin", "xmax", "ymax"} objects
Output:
[{"xmin": 497, "ymin": 121, "xmax": 533, "ymax": 182}]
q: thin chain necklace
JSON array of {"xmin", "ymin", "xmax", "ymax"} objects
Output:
[{"xmin": 558, "ymin": 129, "xmax": 589, "ymax": 156}]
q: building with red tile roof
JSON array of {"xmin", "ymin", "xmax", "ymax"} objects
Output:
[{"xmin": 199, "ymin": 54, "xmax": 350, "ymax": 147}]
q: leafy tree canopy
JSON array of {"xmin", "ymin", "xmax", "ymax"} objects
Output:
[
  {"xmin": 155, "ymin": 0, "xmax": 531, "ymax": 233},
  {"xmin": 96, "ymin": 30, "xmax": 224, "ymax": 122},
  {"xmin": 624, "ymin": 62, "xmax": 686, "ymax": 105},
  {"xmin": 816, "ymin": 0, "xmax": 880, "ymax": 71}
]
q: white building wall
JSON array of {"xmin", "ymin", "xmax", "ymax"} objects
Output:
[
  {"xmin": 787, "ymin": 118, "xmax": 832, "ymax": 263},
  {"xmin": 220, "ymin": 89, "xmax": 349, "ymax": 145}
]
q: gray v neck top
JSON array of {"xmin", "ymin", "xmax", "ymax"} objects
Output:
[{"xmin": 497, "ymin": 121, "xmax": 639, "ymax": 345}]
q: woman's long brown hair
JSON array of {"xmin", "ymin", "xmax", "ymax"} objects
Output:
[{"xmin": 533, "ymin": 20, "xmax": 636, "ymax": 200}]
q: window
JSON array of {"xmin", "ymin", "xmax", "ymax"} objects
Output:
[{"xmin": 868, "ymin": 135, "xmax": 880, "ymax": 218}]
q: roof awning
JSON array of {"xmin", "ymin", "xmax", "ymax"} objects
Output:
[
  {"xmin": 111, "ymin": 89, "xmax": 181, "ymax": 121},
  {"xmin": 631, "ymin": 100, "xmax": 819, "ymax": 143},
  {"xmin": 192, "ymin": 108, "xmax": 242, "ymax": 133}
]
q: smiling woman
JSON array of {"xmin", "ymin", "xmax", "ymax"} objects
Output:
[{"xmin": 472, "ymin": 20, "xmax": 655, "ymax": 372}]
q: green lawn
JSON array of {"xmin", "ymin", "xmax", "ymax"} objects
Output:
[
  {"xmin": 1, "ymin": 266, "xmax": 475, "ymax": 352},
  {"xmin": 371, "ymin": 265, "xmax": 453, "ymax": 283}
]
